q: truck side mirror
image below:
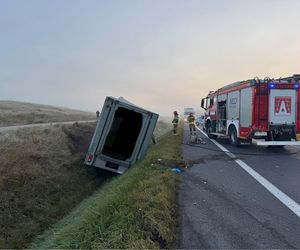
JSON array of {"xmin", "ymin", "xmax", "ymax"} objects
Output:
[{"xmin": 201, "ymin": 98, "xmax": 206, "ymax": 110}]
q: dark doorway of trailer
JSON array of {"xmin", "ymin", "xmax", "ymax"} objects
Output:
[{"xmin": 102, "ymin": 107, "xmax": 143, "ymax": 160}]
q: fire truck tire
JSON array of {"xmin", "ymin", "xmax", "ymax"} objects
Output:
[
  {"xmin": 206, "ymin": 123, "xmax": 215, "ymax": 138},
  {"xmin": 205, "ymin": 120, "xmax": 215, "ymax": 138},
  {"xmin": 229, "ymin": 126, "xmax": 240, "ymax": 146}
]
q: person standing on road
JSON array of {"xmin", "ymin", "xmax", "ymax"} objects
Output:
[
  {"xmin": 96, "ymin": 110, "xmax": 100, "ymax": 118},
  {"xmin": 172, "ymin": 111, "xmax": 179, "ymax": 135},
  {"xmin": 187, "ymin": 112, "xmax": 196, "ymax": 135}
]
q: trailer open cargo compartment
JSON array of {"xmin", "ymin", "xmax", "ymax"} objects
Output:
[{"xmin": 85, "ymin": 97, "xmax": 159, "ymax": 174}]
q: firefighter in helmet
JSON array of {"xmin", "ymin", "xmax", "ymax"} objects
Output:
[
  {"xmin": 187, "ymin": 112, "xmax": 196, "ymax": 135},
  {"xmin": 172, "ymin": 111, "xmax": 179, "ymax": 134}
]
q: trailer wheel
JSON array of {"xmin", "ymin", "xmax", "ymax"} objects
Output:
[{"xmin": 229, "ymin": 126, "xmax": 239, "ymax": 146}]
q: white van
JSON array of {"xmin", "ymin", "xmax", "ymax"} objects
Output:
[
  {"xmin": 183, "ymin": 107, "xmax": 195, "ymax": 122},
  {"xmin": 85, "ymin": 97, "xmax": 159, "ymax": 174}
]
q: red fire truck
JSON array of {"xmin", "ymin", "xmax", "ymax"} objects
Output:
[{"xmin": 200, "ymin": 75, "xmax": 300, "ymax": 146}]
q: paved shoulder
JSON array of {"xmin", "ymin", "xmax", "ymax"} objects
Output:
[{"xmin": 179, "ymin": 124, "xmax": 300, "ymax": 249}]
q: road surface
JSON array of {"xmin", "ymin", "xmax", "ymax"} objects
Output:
[
  {"xmin": 0, "ymin": 120, "xmax": 96, "ymax": 134},
  {"xmin": 179, "ymin": 123, "xmax": 300, "ymax": 248}
]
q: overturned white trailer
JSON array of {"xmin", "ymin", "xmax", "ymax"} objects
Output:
[{"xmin": 85, "ymin": 97, "xmax": 159, "ymax": 174}]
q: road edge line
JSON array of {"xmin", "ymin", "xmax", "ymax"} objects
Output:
[{"xmin": 196, "ymin": 126, "xmax": 300, "ymax": 219}]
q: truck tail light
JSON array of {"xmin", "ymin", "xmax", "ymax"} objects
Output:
[{"xmin": 86, "ymin": 154, "xmax": 94, "ymax": 163}]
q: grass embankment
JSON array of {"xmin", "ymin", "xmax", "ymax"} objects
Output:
[
  {"xmin": 153, "ymin": 119, "xmax": 172, "ymax": 138},
  {"xmin": 32, "ymin": 126, "xmax": 183, "ymax": 249},
  {"xmin": 0, "ymin": 100, "xmax": 95, "ymax": 126},
  {"xmin": 0, "ymin": 123, "xmax": 107, "ymax": 249}
]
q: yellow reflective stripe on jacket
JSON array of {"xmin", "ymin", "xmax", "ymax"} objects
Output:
[{"xmin": 187, "ymin": 116, "xmax": 195, "ymax": 124}]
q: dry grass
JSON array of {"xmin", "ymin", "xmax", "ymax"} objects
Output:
[
  {"xmin": 153, "ymin": 117, "xmax": 172, "ymax": 138},
  {"xmin": 32, "ymin": 124, "xmax": 183, "ymax": 249},
  {"xmin": 0, "ymin": 116, "xmax": 172, "ymax": 249},
  {"xmin": 0, "ymin": 122, "xmax": 109, "ymax": 249},
  {"xmin": 0, "ymin": 100, "xmax": 95, "ymax": 126}
]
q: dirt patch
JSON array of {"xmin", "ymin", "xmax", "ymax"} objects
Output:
[
  {"xmin": 186, "ymin": 154, "xmax": 236, "ymax": 167},
  {"xmin": 62, "ymin": 122, "xmax": 96, "ymax": 156}
]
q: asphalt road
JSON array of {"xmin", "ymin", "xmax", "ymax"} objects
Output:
[{"xmin": 179, "ymin": 123, "xmax": 300, "ymax": 249}]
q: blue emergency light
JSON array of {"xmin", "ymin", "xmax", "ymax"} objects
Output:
[
  {"xmin": 294, "ymin": 83, "xmax": 299, "ymax": 89},
  {"xmin": 268, "ymin": 82, "xmax": 276, "ymax": 88}
]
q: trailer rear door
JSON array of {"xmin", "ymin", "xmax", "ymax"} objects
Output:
[{"xmin": 269, "ymin": 89, "xmax": 296, "ymax": 125}]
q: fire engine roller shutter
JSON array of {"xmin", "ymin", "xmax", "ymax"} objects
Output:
[
  {"xmin": 240, "ymin": 87, "xmax": 253, "ymax": 127},
  {"xmin": 227, "ymin": 91, "xmax": 240, "ymax": 120}
]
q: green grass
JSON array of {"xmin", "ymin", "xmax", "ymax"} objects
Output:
[
  {"xmin": 0, "ymin": 123, "xmax": 105, "ymax": 249},
  {"xmin": 32, "ymin": 126, "xmax": 183, "ymax": 249}
]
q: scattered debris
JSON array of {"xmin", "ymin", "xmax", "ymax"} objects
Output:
[
  {"xmin": 170, "ymin": 165, "xmax": 184, "ymax": 173},
  {"xmin": 189, "ymin": 135, "xmax": 206, "ymax": 144}
]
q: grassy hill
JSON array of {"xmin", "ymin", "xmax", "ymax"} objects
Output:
[
  {"xmin": 0, "ymin": 100, "xmax": 95, "ymax": 126},
  {"xmin": 32, "ymin": 126, "xmax": 183, "ymax": 249},
  {"xmin": 0, "ymin": 122, "xmax": 105, "ymax": 248},
  {"xmin": 0, "ymin": 115, "xmax": 176, "ymax": 248}
]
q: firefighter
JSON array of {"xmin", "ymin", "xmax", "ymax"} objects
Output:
[
  {"xmin": 172, "ymin": 111, "xmax": 179, "ymax": 134},
  {"xmin": 187, "ymin": 112, "xmax": 196, "ymax": 135},
  {"xmin": 96, "ymin": 110, "xmax": 100, "ymax": 118}
]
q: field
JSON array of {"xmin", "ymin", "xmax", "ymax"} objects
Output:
[
  {"xmin": 153, "ymin": 117, "xmax": 172, "ymax": 138},
  {"xmin": 0, "ymin": 115, "xmax": 175, "ymax": 248},
  {"xmin": 0, "ymin": 122, "xmax": 108, "ymax": 248},
  {"xmin": 32, "ymin": 125, "xmax": 183, "ymax": 249},
  {"xmin": 0, "ymin": 100, "xmax": 95, "ymax": 126}
]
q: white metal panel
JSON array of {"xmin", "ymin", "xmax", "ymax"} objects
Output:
[
  {"xmin": 240, "ymin": 87, "xmax": 253, "ymax": 127},
  {"xmin": 252, "ymin": 139, "xmax": 300, "ymax": 146},
  {"xmin": 227, "ymin": 91, "xmax": 240, "ymax": 120},
  {"xmin": 85, "ymin": 96, "xmax": 158, "ymax": 174},
  {"xmin": 226, "ymin": 119, "xmax": 239, "ymax": 136},
  {"xmin": 217, "ymin": 94, "xmax": 227, "ymax": 102},
  {"xmin": 269, "ymin": 89, "xmax": 296, "ymax": 125}
]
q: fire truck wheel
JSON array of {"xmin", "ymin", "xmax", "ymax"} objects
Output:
[
  {"xmin": 207, "ymin": 129, "xmax": 217, "ymax": 139},
  {"xmin": 229, "ymin": 126, "xmax": 240, "ymax": 146}
]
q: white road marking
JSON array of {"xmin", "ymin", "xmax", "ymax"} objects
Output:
[{"xmin": 196, "ymin": 126, "xmax": 300, "ymax": 219}]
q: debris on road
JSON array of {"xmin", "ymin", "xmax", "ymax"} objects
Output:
[{"xmin": 170, "ymin": 167, "xmax": 183, "ymax": 173}]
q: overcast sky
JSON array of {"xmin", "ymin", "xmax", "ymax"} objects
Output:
[{"xmin": 1, "ymin": 0, "xmax": 299, "ymax": 115}]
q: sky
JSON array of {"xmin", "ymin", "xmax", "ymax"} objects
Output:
[{"xmin": 1, "ymin": 0, "xmax": 300, "ymax": 116}]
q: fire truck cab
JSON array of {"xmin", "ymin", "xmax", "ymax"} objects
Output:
[{"xmin": 201, "ymin": 75, "xmax": 300, "ymax": 146}]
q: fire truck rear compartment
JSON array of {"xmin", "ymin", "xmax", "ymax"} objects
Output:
[
  {"xmin": 101, "ymin": 107, "xmax": 143, "ymax": 160},
  {"xmin": 268, "ymin": 125, "xmax": 297, "ymax": 141}
]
